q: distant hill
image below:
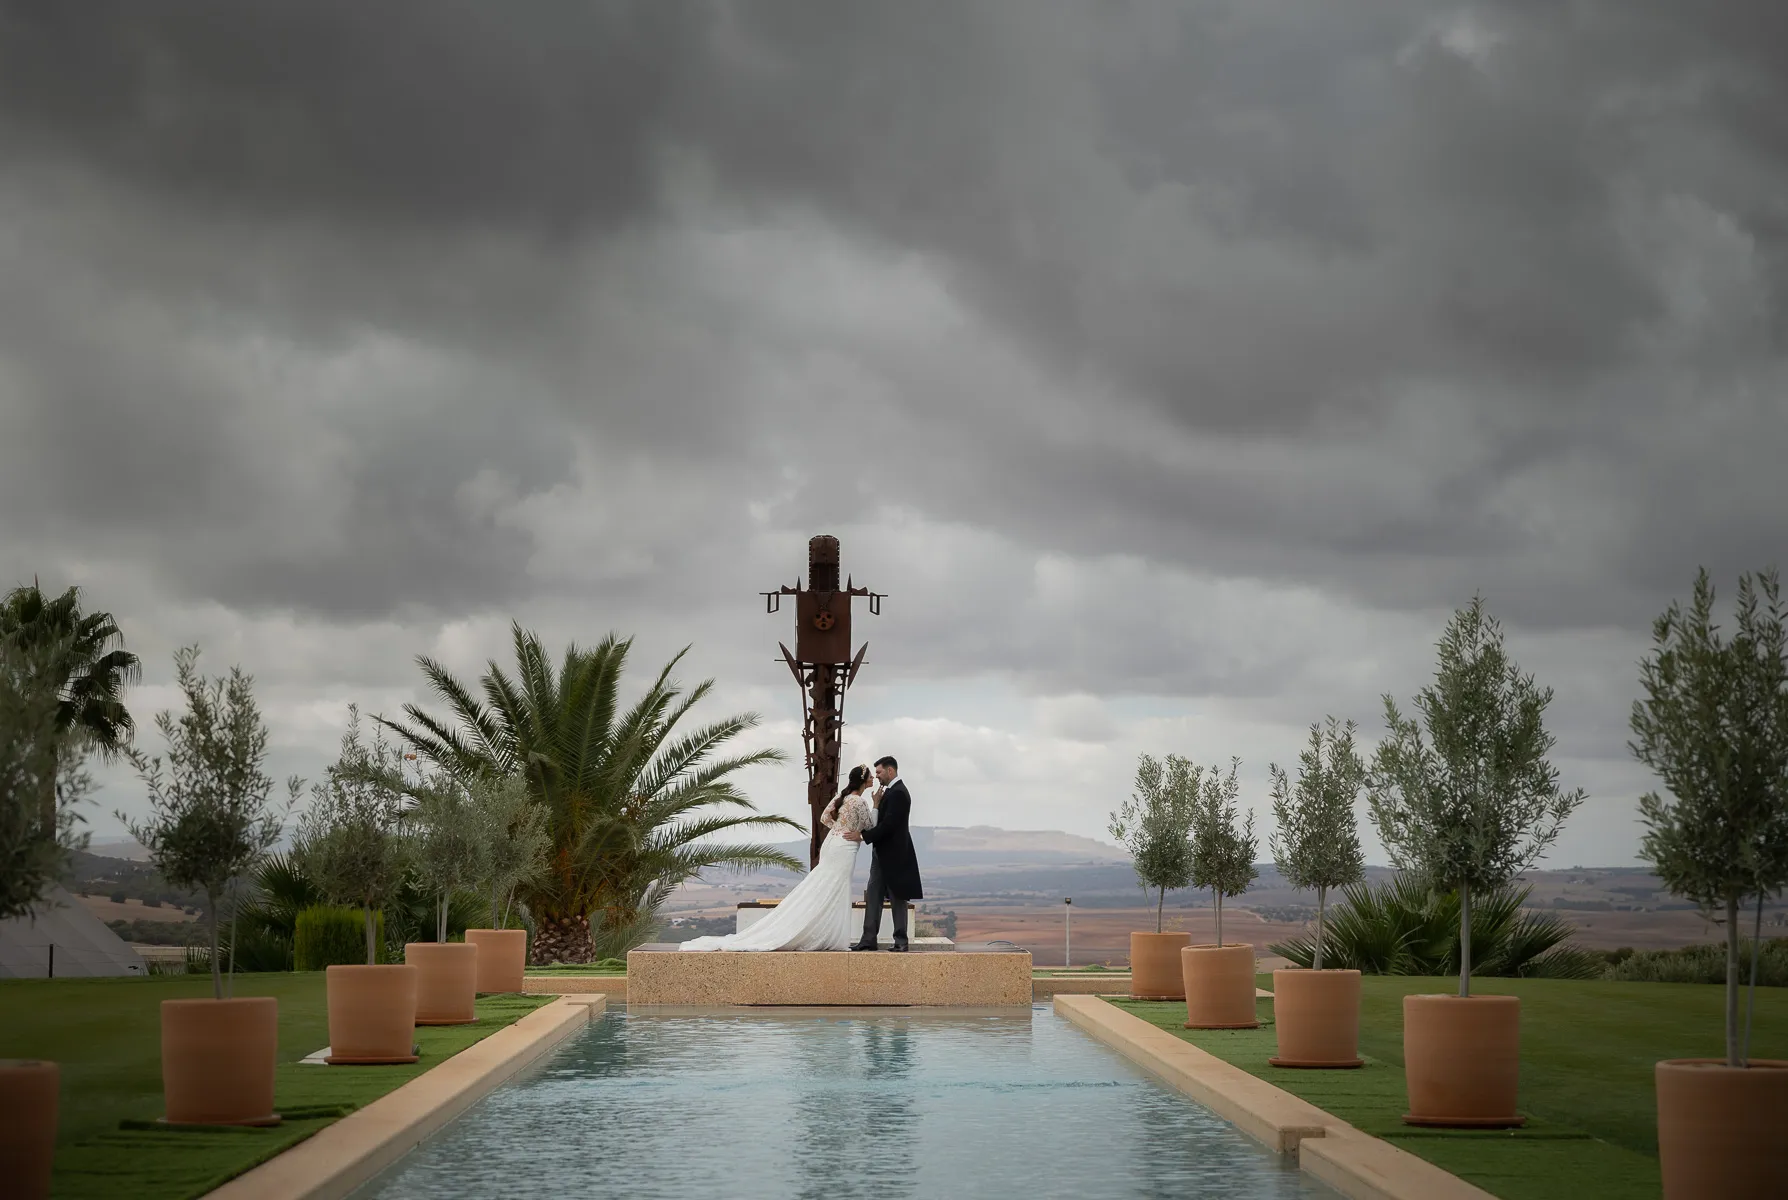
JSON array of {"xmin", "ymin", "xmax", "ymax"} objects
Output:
[
  {"xmin": 754, "ymin": 825, "xmax": 1129, "ymax": 878},
  {"xmin": 86, "ymin": 837, "xmax": 151, "ymax": 861}
]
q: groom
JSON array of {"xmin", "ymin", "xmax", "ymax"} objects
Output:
[{"xmin": 843, "ymin": 755, "xmax": 924, "ymax": 951}]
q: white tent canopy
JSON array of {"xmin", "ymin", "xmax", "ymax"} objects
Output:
[{"xmin": 0, "ymin": 886, "xmax": 149, "ymax": 978}]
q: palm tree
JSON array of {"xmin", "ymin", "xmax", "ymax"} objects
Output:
[
  {"xmin": 0, "ymin": 582, "xmax": 141, "ymax": 831},
  {"xmin": 377, "ymin": 623, "xmax": 800, "ymax": 963}
]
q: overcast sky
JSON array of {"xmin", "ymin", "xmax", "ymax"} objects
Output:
[{"xmin": 4, "ymin": 2, "xmax": 1785, "ymax": 868}]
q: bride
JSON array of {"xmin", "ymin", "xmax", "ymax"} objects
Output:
[{"xmin": 679, "ymin": 764, "xmax": 878, "ymax": 952}]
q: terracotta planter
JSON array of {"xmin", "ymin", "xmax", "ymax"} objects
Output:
[
  {"xmin": 324, "ymin": 964, "xmax": 419, "ymax": 1064},
  {"xmin": 1270, "ymin": 969, "xmax": 1362, "ymax": 1067},
  {"xmin": 161, "ymin": 997, "xmax": 280, "ymax": 1125},
  {"xmin": 1402, "ymin": 993, "xmax": 1524, "ymax": 1127},
  {"xmin": 465, "ymin": 929, "xmax": 527, "ymax": 993},
  {"xmin": 1182, "ymin": 944, "xmax": 1260, "ymax": 1029},
  {"xmin": 406, "ymin": 942, "xmax": 479, "ymax": 1025},
  {"xmin": 0, "ymin": 1060, "xmax": 58, "ymax": 1200},
  {"xmin": 1129, "ymin": 931, "xmax": 1192, "ymax": 999},
  {"xmin": 1656, "ymin": 1058, "xmax": 1788, "ymax": 1199}
]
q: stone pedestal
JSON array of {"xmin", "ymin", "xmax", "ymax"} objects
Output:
[
  {"xmin": 734, "ymin": 900, "xmax": 950, "ymax": 949},
  {"xmin": 627, "ymin": 946, "xmax": 1029, "ymax": 1006}
]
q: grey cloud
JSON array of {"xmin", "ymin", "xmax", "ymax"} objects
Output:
[{"xmin": 1, "ymin": 0, "xmax": 1785, "ymax": 785}]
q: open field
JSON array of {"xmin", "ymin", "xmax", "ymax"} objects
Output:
[
  {"xmin": 957, "ymin": 905, "xmax": 1306, "ymax": 966},
  {"xmin": 74, "ymin": 894, "xmax": 201, "ymax": 924}
]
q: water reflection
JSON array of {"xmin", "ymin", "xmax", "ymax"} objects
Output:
[{"xmin": 353, "ymin": 1007, "xmax": 1335, "ymax": 1200}]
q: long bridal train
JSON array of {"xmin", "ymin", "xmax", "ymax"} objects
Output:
[{"xmin": 678, "ymin": 789, "xmax": 875, "ymax": 953}]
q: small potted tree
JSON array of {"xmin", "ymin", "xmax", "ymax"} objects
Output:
[
  {"xmin": 123, "ymin": 648, "xmax": 296, "ymax": 1126},
  {"xmin": 1368, "ymin": 597, "xmax": 1583, "ymax": 1127},
  {"xmin": 1267, "ymin": 717, "xmax": 1368, "ymax": 1067},
  {"xmin": 295, "ymin": 707, "xmax": 418, "ymax": 1064},
  {"xmin": 1183, "ymin": 757, "xmax": 1260, "ymax": 1029},
  {"xmin": 401, "ymin": 767, "xmax": 481, "ymax": 1024},
  {"xmin": 1630, "ymin": 568, "xmax": 1788, "ymax": 1200},
  {"xmin": 1109, "ymin": 753, "xmax": 1196, "ymax": 999},
  {"xmin": 463, "ymin": 772, "xmax": 551, "ymax": 993},
  {"xmin": 0, "ymin": 641, "xmax": 91, "ymax": 1200}
]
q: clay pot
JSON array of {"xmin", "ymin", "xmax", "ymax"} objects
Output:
[
  {"xmin": 1129, "ymin": 931, "xmax": 1192, "ymax": 999},
  {"xmin": 1182, "ymin": 944, "xmax": 1260, "ymax": 1029},
  {"xmin": 1402, "ymin": 993, "xmax": 1525, "ymax": 1127},
  {"xmin": 1656, "ymin": 1058, "xmax": 1788, "ymax": 1199},
  {"xmin": 324, "ymin": 964, "xmax": 419, "ymax": 1064},
  {"xmin": 0, "ymin": 1060, "xmax": 58, "ymax": 1200},
  {"xmin": 465, "ymin": 929, "xmax": 527, "ymax": 993},
  {"xmin": 1270, "ymin": 969, "xmax": 1362, "ymax": 1067},
  {"xmin": 161, "ymin": 997, "xmax": 280, "ymax": 1125},
  {"xmin": 406, "ymin": 942, "xmax": 479, "ymax": 1025}
]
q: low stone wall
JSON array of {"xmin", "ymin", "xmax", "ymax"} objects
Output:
[{"xmin": 626, "ymin": 946, "xmax": 1032, "ymax": 1005}]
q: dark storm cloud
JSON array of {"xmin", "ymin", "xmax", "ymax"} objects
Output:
[{"xmin": 2, "ymin": 0, "xmax": 1786, "ymax": 643}]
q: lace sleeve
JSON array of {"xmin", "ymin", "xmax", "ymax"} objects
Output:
[{"xmin": 838, "ymin": 796, "xmax": 874, "ymax": 834}]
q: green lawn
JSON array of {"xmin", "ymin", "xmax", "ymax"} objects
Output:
[
  {"xmin": 0, "ymin": 973, "xmax": 553, "ymax": 1200},
  {"xmin": 1112, "ymin": 975, "xmax": 1788, "ymax": 1200}
]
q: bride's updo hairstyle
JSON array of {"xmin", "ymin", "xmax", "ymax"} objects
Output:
[{"xmin": 837, "ymin": 764, "xmax": 872, "ymax": 801}]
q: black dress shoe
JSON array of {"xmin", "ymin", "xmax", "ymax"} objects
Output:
[
  {"xmin": 889, "ymin": 941, "xmax": 909, "ymax": 953},
  {"xmin": 849, "ymin": 942, "xmax": 877, "ymax": 951}
]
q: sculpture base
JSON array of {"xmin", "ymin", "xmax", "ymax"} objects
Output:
[{"xmin": 626, "ymin": 945, "xmax": 1031, "ymax": 1006}]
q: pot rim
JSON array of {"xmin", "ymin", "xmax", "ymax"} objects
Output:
[
  {"xmin": 1656, "ymin": 1057, "xmax": 1788, "ymax": 1072},
  {"xmin": 0, "ymin": 1058, "xmax": 57, "ymax": 1069},
  {"xmin": 1130, "ymin": 930, "xmax": 1192, "ymax": 938},
  {"xmin": 403, "ymin": 940, "xmax": 478, "ymax": 950},
  {"xmin": 1404, "ymin": 991, "xmax": 1520, "ymax": 1004},
  {"xmin": 1184, "ymin": 942, "xmax": 1254, "ymax": 951},
  {"xmin": 161, "ymin": 995, "xmax": 277, "ymax": 1010},
  {"xmin": 1272, "ymin": 966, "xmax": 1361, "ymax": 974},
  {"xmin": 324, "ymin": 962, "xmax": 419, "ymax": 974}
]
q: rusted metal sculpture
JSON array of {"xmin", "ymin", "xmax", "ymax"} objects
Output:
[{"xmin": 762, "ymin": 535, "xmax": 883, "ymax": 868}]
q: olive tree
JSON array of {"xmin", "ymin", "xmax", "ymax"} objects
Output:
[
  {"xmin": 404, "ymin": 768, "xmax": 484, "ymax": 943},
  {"xmin": 294, "ymin": 706, "xmax": 412, "ymax": 965},
  {"xmin": 1630, "ymin": 568, "xmax": 1788, "ymax": 1068},
  {"xmin": 1190, "ymin": 757, "xmax": 1257, "ymax": 947},
  {"xmin": 122, "ymin": 647, "xmax": 297, "ymax": 998},
  {"xmin": 1109, "ymin": 753, "xmax": 1197, "ymax": 932},
  {"xmin": 1367, "ymin": 596, "xmax": 1584, "ymax": 998},
  {"xmin": 1269, "ymin": 718, "xmax": 1368, "ymax": 969},
  {"xmin": 468, "ymin": 772, "xmax": 551, "ymax": 931}
]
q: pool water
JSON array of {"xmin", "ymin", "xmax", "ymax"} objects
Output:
[{"xmin": 354, "ymin": 1005, "xmax": 1338, "ymax": 1199}]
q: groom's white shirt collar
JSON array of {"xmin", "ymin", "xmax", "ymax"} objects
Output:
[{"xmin": 886, "ymin": 775, "xmax": 902, "ymax": 790}]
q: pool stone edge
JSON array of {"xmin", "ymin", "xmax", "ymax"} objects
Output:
[
  {"xmin": 1051, "ymin": 994, "xmax": 1497, "ymax": 1200},
  {"xmin": 200, "ymin": 994, "xmax": 606, "ymax": 1200}
]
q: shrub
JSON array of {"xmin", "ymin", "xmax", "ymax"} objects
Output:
[
  {"xmin": 109, "ymin": 890, "xmax": 126, "ymax": 904},
  {"xmin": 295, "ymin": 905, "xmax": 387, "ymax": 970},
  {"xmin": 1605, "ymin": 939, "xmax": 1788, "ymax": 987},
  {"xmin": 1269, "ymin": 876, "xmax": 1599, "ymax": 979}
]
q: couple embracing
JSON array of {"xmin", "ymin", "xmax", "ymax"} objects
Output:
[{"xmin": 679, "ymin": 756, "xmax": 924, "ymax": 953}]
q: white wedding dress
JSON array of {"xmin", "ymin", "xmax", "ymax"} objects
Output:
[{"xmin": 679, "ymin": 792, "xmax": 876, "ymax": 952}]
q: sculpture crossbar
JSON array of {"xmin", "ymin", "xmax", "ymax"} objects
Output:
[{"xmin": 761, "ymin": 534, "xmax": 883, "ymax": 868}]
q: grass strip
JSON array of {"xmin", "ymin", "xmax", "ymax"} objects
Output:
[
  {"xmin": 1112, "ymin": 985, "xmax": 1686, "ymax": 1200},
  {"xmin": 41, "ymin": 989, "xmax": 552, "ymax": 1200}
]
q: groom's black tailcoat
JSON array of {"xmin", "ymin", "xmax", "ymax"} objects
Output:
[{"xmin": 860, "ymin": 780, "xmax": 924, "ymax": 900}]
